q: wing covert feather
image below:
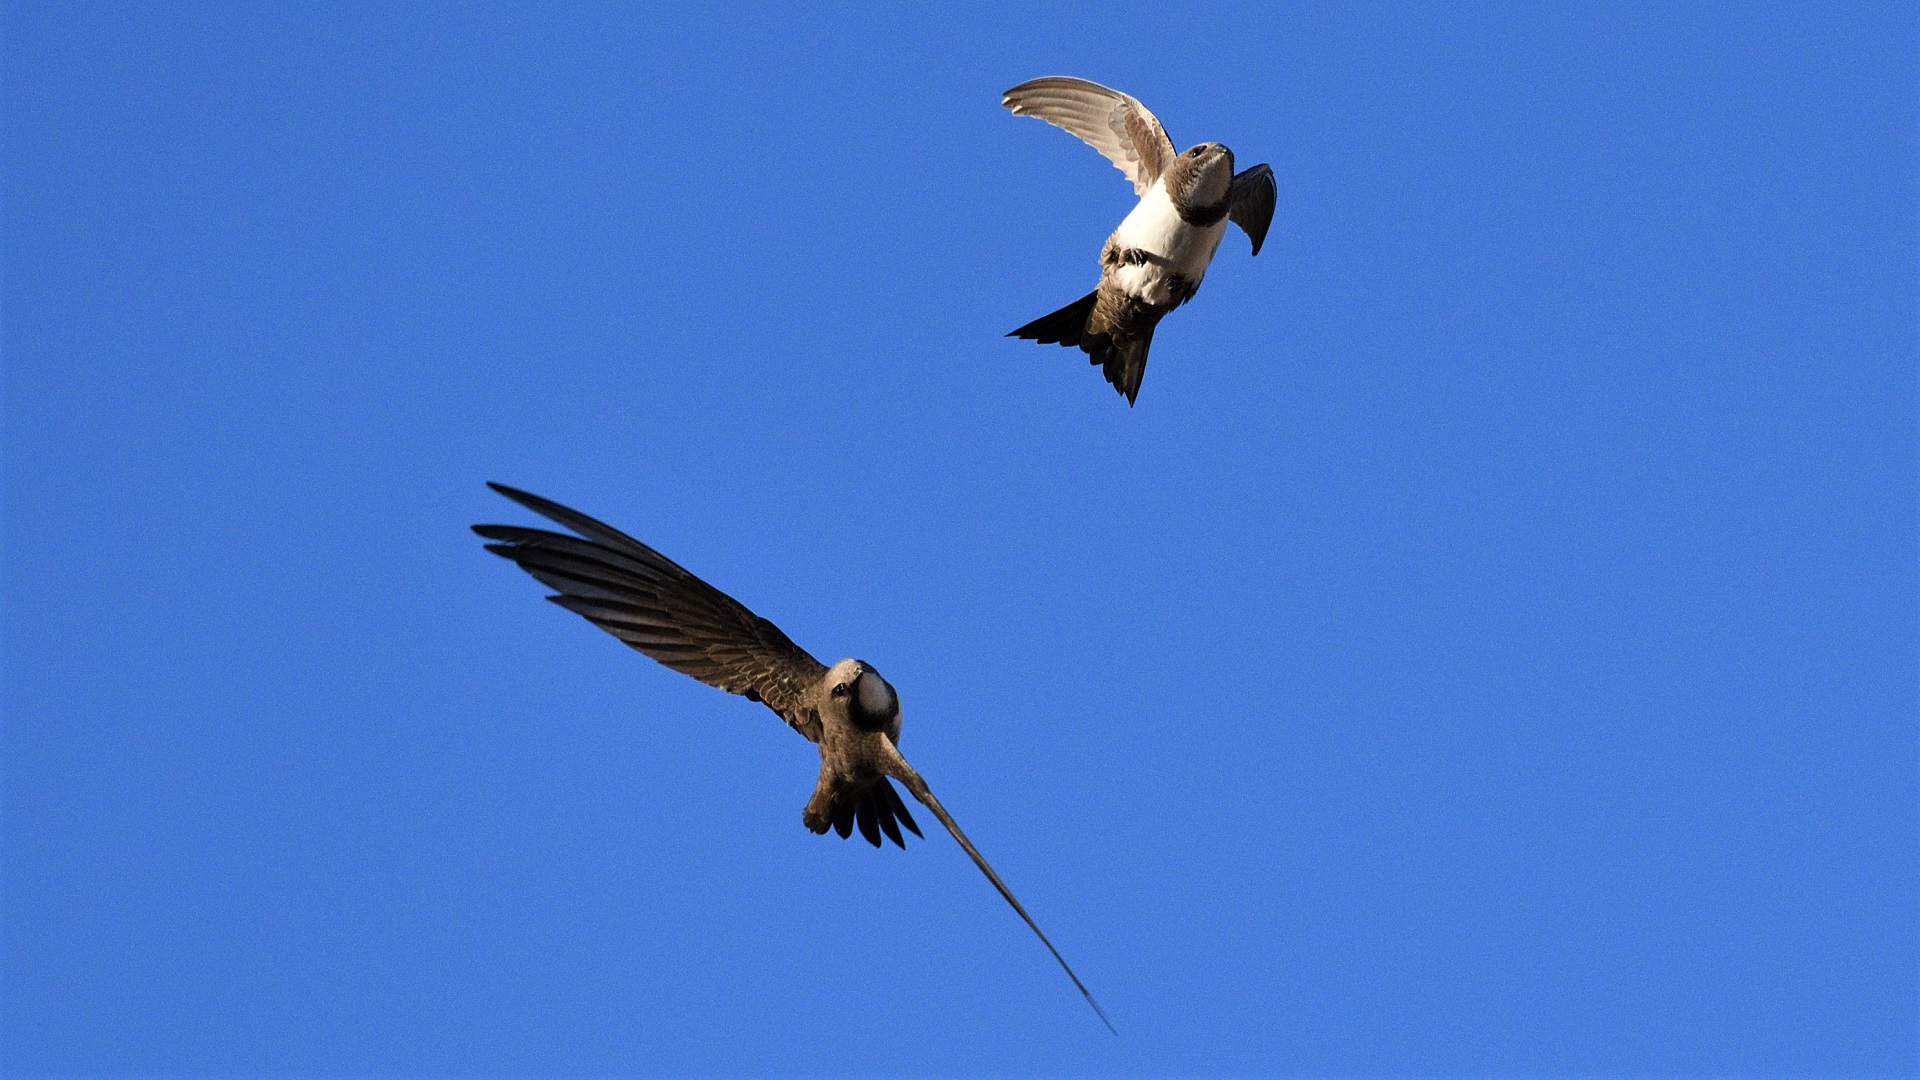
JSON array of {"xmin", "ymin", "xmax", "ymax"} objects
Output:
[
  {"xmin": 474, "ymin": 483, "xmax": 828, "ymax": 741},
  {"xmin": 1003, "ymin": 76, "xmax": 1174, "ymax": 196}
]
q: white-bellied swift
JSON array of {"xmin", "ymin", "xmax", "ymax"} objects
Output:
[{"xmin": 1005, "ymin": 76, "xmax": 1276, "ymax": 404}]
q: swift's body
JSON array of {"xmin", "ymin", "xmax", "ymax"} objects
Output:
[
  {"xmin": 473, "ymin": 483, "xmax": 1112, "ymax": 1032},
  {"xmin": 1005, "ymin": 76, "xmax": 1276, "ymax": 403}
]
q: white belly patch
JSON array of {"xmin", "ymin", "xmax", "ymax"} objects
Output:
[{"xmin": 1111, "ymin": 182, "xmax": 1227, "ymax": 303}]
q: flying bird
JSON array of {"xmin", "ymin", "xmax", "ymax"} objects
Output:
[
  {"xmin": 472, "ymin": 482, "xmax": 1114, "ymax": 1033},
  {"xmin": 1004, "ymin": 76, "xmax": 1276, "ymax": 404}
]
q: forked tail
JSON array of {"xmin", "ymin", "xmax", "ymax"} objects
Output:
[
  {"xmin": 1008, "ymin": 291, "xmax": 1098, "ymax": 348},
  {"xmin": 1011, "ymin": 290, "xmax": 1158, "ymax": 405}
]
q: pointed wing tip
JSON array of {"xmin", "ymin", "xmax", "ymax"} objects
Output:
[
  {"xmin": 1003, "ymin": 75, "xmax": 1118, "ymax": 95},
  {"xmin": 473, "ymin": 524, "xmax": 542, "ymax": 549},
  {"xmin": 1001, "ymin": 76, "xmax": 1051, "ymax": 99},
  {"xmin": 1230, "ymin": 163, "xmax": 1276, "ymax": 258},
  {"xmin": 485, "ymin": 481, "xmax": 547, "ymax": 513},
  {"xmin": 897, "ymin": 773, "xmax": 1112, "ymax": 1036}
]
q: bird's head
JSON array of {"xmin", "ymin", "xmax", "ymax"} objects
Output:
[
  {"xmin": 827, "ymin": 658, "xmax": 900, "ymax": 731},
  {"xmin": 1174, "ymin": 142, "xmax": 1235, "ymax": 208}
]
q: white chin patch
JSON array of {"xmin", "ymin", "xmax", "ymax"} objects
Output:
[{"xmin": 857, "ymin": 672, "xmax": 896, "ymax": 716}]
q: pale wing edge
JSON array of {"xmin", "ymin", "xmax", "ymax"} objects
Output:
[{"xmin": 1003, "ymin": 76, "xmax": 1174, "ymax": 196}]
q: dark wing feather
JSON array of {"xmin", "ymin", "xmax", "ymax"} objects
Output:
[
  {"xmin": 1228, "ymin": 164, "xmax": 1276, "ymax": 256},
  {"xmin": 885, "ymin": 756, "xmax": 1115, "ymax": 1035},
  {"xmin": 474, "ymin": 483, "xmax": 829, "ymax": 741}
]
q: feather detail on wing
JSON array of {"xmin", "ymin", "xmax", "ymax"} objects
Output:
[
  {"xmin": 473, "ymin": 482, "xmax": 829, "ymax": 741},
  {"xmin": 1228, "ymin": 163, "xmax": 1277, "ymax": 256},
  {"xmin": 1003, "ymin": 76, "xmax": 1174, "ymax": 197}
]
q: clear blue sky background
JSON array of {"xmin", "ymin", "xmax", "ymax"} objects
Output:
[{"xmin": 5, "ymin": 3, "xmax": 1914, "ymax": 1075}]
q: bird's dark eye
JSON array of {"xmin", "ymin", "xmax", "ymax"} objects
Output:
[{"xmin": 832, "ymin": 683, "xmax": 848, "ymax": 697}]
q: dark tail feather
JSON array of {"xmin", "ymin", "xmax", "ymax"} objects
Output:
[
  {"xmin": 855, "ymin": 796, "xmax": 883, "ymax": 847},
  {"xmin": 809, "ymin": 779, "xmax": 917, "ymax": 848},
  {"xmin": 1089, "ymin": 323, "xmax": 1155, "ymax": 406},
  {"xmin": 881, "ymin": 777, "xmax": 922, "ymax": 839},
  {"xmin": 872, "ymin": 786, "xmax": 905, "ymax": 847},
  {"xmin": 830, "ymin": 792, "xmax": 857, "ymax": 839},
  {"xmin": 1008, "ymin": 291, "xmax": 1098, "ymax": 347}
]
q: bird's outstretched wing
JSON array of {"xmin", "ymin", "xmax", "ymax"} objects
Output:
[
  {"xmin": 882, "ymin": 746, "xmax": 1116, "ymax": 1034},
  {"xmin": 1003, "ymin": 76, "xmax": 1174, "ymax": 197},
  {"xmin": 1228, "ymin": 163, "xmax": 1276, "ymax": 256},
  {"xmin": 474, "ymin": 483, "xmax": 830, "ymax": 741}
]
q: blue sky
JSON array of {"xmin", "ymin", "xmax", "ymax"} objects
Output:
[{"xmin": 5, "ymin": 3, "xmax": 1914, "ymax": 1075}]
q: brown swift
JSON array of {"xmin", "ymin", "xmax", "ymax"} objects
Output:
[{"xmin": 473, "ymin": 482, "xmax": 1114, "ymax": 1033}]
